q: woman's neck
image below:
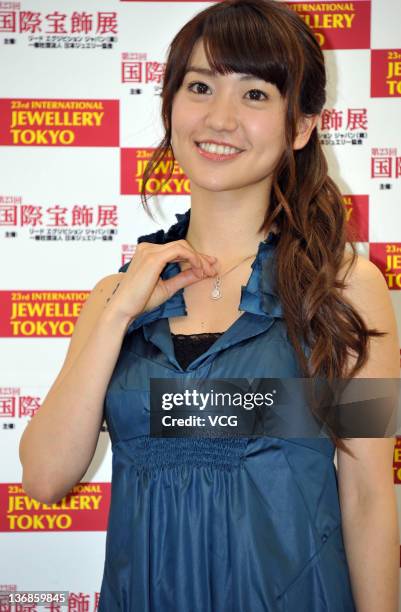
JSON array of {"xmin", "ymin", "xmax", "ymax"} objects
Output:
[{"xmin": 184, "ymin": 204, "xmax": 277, "ymax": 263}]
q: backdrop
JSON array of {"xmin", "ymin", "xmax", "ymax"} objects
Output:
[{"xmin": 1, "ymin": 0, "xmax": 401, "ymax": 610}]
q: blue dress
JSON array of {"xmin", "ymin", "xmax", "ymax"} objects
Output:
[{"xmin": 98, "ymin": 208, "xmax": 356, "ymax": 612}]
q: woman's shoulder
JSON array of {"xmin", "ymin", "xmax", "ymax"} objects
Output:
[
  {"xmin": 337, "ymin": 250, "xmax": 394, "ymax": 346},
  {"xmin": 337, "ymin": 249, "xmax": 385, "ymax": 295}
]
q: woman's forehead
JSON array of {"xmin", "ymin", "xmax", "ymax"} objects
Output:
[
  {"xmin": 185, "ymin": 45, "xmax": 281, "ymax": 91},
  {"xmin": 187, "ymin": 38, "xmax": 207, "ymax": 65},
  {"xmin": 186, "ymin": 39, "xmax": 257, "ymax": 80}
]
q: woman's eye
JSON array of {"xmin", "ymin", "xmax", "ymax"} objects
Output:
[
  {"xmin": 187, "ymin": 81, "xmax": 210, "ymax": 95},
  {"xmin": 186, "ymin": 82, "xmax": 268, "ymax": 101},
  {"xmin": 246, "ymin": 89, "xmax": 269, "ymax": 101}
]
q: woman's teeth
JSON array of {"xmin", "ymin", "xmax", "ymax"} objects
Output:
[{"xmin": 197, "ymin": 142, "xmax": 242, "ymax": 155}]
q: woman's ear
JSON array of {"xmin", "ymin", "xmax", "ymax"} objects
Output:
[{"xmin": 293, "ymin": 114, "xmax": 320, "ymax": 150}]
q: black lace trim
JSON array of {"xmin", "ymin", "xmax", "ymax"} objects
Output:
[
  {"xmin": 171, "ymin": 332, "xmax": 223, "ymax": 369},
  {"xmin": 171, "ymin": 332, "xmax": 224, "ymax": 340}
]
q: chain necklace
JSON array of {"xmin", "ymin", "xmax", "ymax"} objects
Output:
[{"xmin": 185, "ymin": 239, "xmax": 257, "ymax": 300}]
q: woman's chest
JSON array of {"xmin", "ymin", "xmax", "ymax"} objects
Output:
[
  {"xmin": 110, "ymin": 319, "xmax": 301, "ymax": 390},
  {"xmin": 168, "ymin": 262, "xmax": 253, "ymax": 334},
  {"xmin": 104, "ymin": 322, "xmax": 305, "ymax": 446}
]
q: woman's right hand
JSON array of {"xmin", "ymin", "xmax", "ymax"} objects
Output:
[{"xmin": 105, "ymin": 239, "xmax": 218, "ymax": 327}]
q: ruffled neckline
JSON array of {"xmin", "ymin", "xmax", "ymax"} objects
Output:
[{"xmin": 120, "ymin": 208, "xmax": 283, "ymax": 335}]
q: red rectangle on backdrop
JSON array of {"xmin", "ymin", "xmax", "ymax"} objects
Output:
[
  {"xmin": 0, "ymin": 99, "xmax": 119, "ymax": 146},
  {"xmin": 344, "ymin": 194, "xmax": 369, "ymax": 242},
  {"xmin": 370, "ymin": 243, "xmax": 401, "ymax": 290},
  {"xmin": 0, "ymin": 482, "xmax": 111, "ymax": 532},
  {"xmin": 0, "ymin": 290, "xmax": 89, "ymax": 338},
  {"xmin": 286, "ymin": 1, "xmax": 370, "ymax": 50},
  {"xmin": 121, "ymin": 147, "xmax": 189, "ymax": 195},
  {"xmin": 371, "ymin": 50, "xmax": 401, "ymax": 97}
]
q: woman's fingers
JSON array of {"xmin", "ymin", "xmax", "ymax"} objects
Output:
[{"xmin": 105, "ymin": 238, "xmax": 220, "ymax": 323}]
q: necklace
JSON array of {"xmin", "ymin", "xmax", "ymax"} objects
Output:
[{"xmin": 185, "ymin": 238, "xmax": 257, "ymax": 300}]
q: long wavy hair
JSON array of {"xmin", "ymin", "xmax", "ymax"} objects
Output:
[{"xmin": 139, "ymin": 0, "xmax": 386, "ymax": 455}]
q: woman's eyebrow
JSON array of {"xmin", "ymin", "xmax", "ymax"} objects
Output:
[{"xmin": 184, "ymin": 65, "xmax": 262, "ymax": 81}]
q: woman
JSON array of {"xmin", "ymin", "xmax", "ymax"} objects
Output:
[{"xmin": 19, "ymin": 0, "xmax": 399, "ymax": 610}]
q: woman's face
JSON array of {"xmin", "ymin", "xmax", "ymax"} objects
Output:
[{"xmin": 170, "ymin": 38, "xmax": 288, "ymax": 194}]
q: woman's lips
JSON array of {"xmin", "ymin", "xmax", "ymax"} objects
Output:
[{"xmin": 194, "ymin": 141, "xmax": 244, "ymax": 161}]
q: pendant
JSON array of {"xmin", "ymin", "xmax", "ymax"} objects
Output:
[{"xmin": 211, "ymin": 276, "xmax": 222, "ymax": 300}]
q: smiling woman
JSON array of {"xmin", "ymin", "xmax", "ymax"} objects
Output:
[
  {"xmin": 18, "ymin": 1, "xmax": 399, "ymax": 611},
  {"xmin": 170, "ymin": 39, "xmax": 309, "ymax": 191},
  {"xmin": 131, "ymin": 0, "xmax": 398, "ymax": 610}
]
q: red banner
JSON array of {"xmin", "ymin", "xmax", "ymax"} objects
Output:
[
  {"xmin": 0, "ymin": 99, "xmax": 119, "ymax": 146},
  {"xmin": 0, "ymin": 482, "xmax": 111, "ymax": 532},
  {"xmin": 371, "ymin": 50, "xmax": 401, "ymax": 98},
  {"xmin": 343, "ymin": 194, "xmax": 369, "ymax": 242},
  {"xmin": 286, "ymin": 1, "xmax": 370, "ymax": 50},
  {"xmin": 0, "ymin": 290, "xmax": 89, "ymax": 338},
  {"xmin": 370, "ymin": 243, "xmax": 401, "ymax": 290},
  {"xmin": 121, "ymin": 147, "xmax": 189, "ymax": 195}
]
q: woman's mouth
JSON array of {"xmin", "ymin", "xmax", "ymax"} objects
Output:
[{"xmin": 194, "ymin": 141, "xmax": 244, "ymax": 161}]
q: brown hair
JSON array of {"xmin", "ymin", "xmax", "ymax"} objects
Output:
[{"xmin": 139, "ymin": 0, "xmax": 386, "ymax": 455}]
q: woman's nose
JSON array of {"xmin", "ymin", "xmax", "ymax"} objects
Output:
[{"xmin": 203, "ymin": 95, "xmax": 239, "ymax": 131}]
